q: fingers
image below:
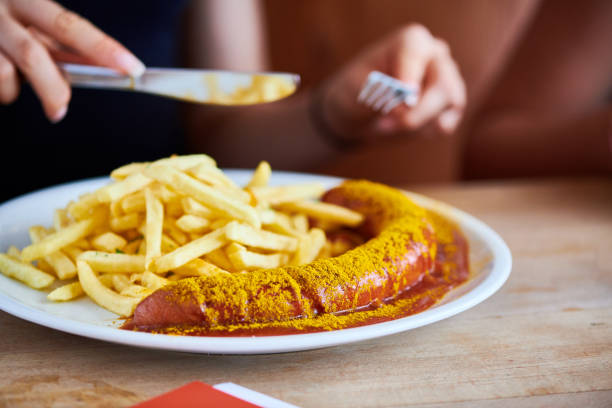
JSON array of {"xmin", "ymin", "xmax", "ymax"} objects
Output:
[
  {"xmin": 431, "ymin": 44, "xmax": 466, "ymax": 133},
  {"xmin": 392, "ymin": 24, "xmax": 436, "ymax": 89},
  {"xmin": 437, "ymin": 109, "xmax": 462, "ymax": 133},
  {"xmin": 399, "ymin": 40, "xmax": 466, "ymax": 133},
  {"xmin": 10, "ymin": 0, "xmax": 144, "ymax": 76},
  {"xmin": 434, "ymin": 42, "xmax": 466, "ymax": 109},
  {"xmin": 28, "ymin": 26, "xmax": 93, "ymax": 65},
  {"xmin": 401, "ymin": 87, "xmax": 448, "ymax": 129},
  {"xmin": 0, "ymin": 50, "xmax": 19, "ymax": 104},
  {"xmin": 0, "ymin": 11, "xmax": 69, "ymax": 121},
  {"xmin": 0, "ymin": 0, "xmax": 144, "ymax": 122}
]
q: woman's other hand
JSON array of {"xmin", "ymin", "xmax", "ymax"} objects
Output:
[
  {"xmin": 318, "ymin": 24, "xmax": 466, "ymax": 146},
  {"xmin": 0, "ymin": 0, "xmax": 144, "ymax": 122}
]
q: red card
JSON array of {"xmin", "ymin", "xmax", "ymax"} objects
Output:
[{"xmin": 132, "ymin": 381, "xmax": 260, "ymax": 408}]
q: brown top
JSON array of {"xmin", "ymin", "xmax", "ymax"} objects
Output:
[{"xmin": 0, "ymin": 178, "xmax": 610, "ymax": 407}]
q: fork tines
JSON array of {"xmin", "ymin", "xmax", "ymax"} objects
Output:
[{"xmin": 357, "ymin": 71, "xmax": 418, "ymax": 114}]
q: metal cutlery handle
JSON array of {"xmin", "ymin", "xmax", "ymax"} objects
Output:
[{"xmin": 58, "ymin": 63, "xmax": 135, "ymax": 90}]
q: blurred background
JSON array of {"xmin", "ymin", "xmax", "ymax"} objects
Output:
[{"xmin": 1, "ymin": 0, "xmax": 610, "ymax": 202}]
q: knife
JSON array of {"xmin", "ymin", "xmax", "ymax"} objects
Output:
[{"xmin": 58, "ymin": 63, "xmax": 300, "ymax": 105}]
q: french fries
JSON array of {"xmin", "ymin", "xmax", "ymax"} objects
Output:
[
  {"xmin": 96, "ymin": 173, "xmax": 152, "ymax": 203},
  {"xmin": 78, "ymin": 251, "xmax": 145, "ymax": 273},
  {"xmin": 91, "ymin": 232, "xmax": 127, "ymax": 252},
  {"xmin": 174, "ymin": 258, "xmax": 230, "ymax": 277},
  {"xmin": 0, "ymin": 254, "xmax": 55, "ymax": 289},
  {"xmin": 248, "ymin": 183, "xmax": 325, "ymax": 205},
  {"xmin": 226, "ymin": 243, "xmax": 289, "ymax": 270},
  {"xmin": 47, "ymin": 282, "xmax": 84, "ymax": 301},
  {"xmin": 77, "ymin": 260, "xmax": 140, "ymax": 316},
  {"xmin": 176, "ymin": 214, "xmax": 210, "ymax": 233},
  {"xmin": 28, "ymin": 226, "xmax": 77, "ymax": 280},
  {"xmin": 6, "ymin": 246, "xmax": 21, "ymax": 259},
  {"xmin": 279, "ymin": 201, "xmax": 364, "ymax": 227},
  {"xmin": 67, "ymin": 193, "xmax": 100, "ymax": 220},
  {"xmin": 292, "ymin": 228, "xmax": 326, "ymax": 266},
  {"xmin": 144, "ymin": 188, "xmax": 164, "ymax": 268},
  {"xmin": 143, "ymin": 164, "xmax": 260, "ymax": 228},
  {"xmin": 246, "ymin": 160, "xmax": 271, "ymax": 188},
  {"xmin": 140, "ymin": 271, "xmax": 169, "ymax": 291},
  {"xmin": 21, "ymin": 208, "xmax": 106, "ymax": 262},
  {"xmin": 225, "ymin": 221, "xmax": 298, "ymax": 252},
  {"xmin": 149, "ymin": 228, "xmax": 227, "ymax": 273},
  {"xmin": 110, "ymin": 213, "xmax": 141, "ymax": 232},
  {"xmin": 0, "ymin": 155, "xmax": 366, "ymax": 317},
  {"xmin": 53, "ymin": 209, "xmax": 72, "ymax": 230}
]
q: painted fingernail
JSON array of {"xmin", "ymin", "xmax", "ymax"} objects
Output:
[
  {"xmin": 116, "ymin": 52, "xmax": 146, "ymax": 77},
  {"xmin": 51, "ymin": 106, "xmax": 67, "ymax": 124},
  {"xmin": 439, "ymin": 110, "xmax": 461, "ymax": 132}
]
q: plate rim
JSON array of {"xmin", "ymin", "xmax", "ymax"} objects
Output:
[{"xmin": 0, "ymin": 171, "xmax": 512, "ymax": 354}]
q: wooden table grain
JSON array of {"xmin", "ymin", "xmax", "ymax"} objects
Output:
[{"xmin": 1, "ymin": 178, "xmax": 611, "ymax": 408}]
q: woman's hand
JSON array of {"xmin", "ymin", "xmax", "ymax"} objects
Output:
[
  {"xmin": 318, "ymin": 24, "xmax": 466, "ymax": 146},
  {"xmin": 0, "ymin": 0, "xmax": 144, "ymax": 122}
]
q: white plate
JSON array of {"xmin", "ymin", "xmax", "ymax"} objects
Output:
[{"xmin": 0, "ymin": 171, "xmax": 511, "ymax": 354}]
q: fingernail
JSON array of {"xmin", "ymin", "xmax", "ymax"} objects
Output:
[
  {"xmin": 116, "ymin": 52, "xmax": 146, "ymax": 77},
  {"xmin": 404, "ymin": 93, "xmax": 419, "ymax": 107},
  {"xmin": 51, "ymin": 106, "xmax": 67, "ymax": 124},
  {"xmin": 439, "ymin": 110, "xmax": 461, "ymax": 132}
]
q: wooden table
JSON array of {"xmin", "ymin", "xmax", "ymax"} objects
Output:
[{"xmin": 1, "ymin": 178, "xmax": 611, "ymax": 407}]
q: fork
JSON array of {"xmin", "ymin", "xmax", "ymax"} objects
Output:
[{"xmin": 357, "ymin": 71, "xmax": 419, "ymax": 114}]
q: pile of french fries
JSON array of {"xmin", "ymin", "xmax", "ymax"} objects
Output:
[
  {"xmin": 0, "ymin": 155, "xmax": 364, "ymax": 317},
  {"xmin": 210, "ymin": 74, "xmax": 296, "ymax": 105}
]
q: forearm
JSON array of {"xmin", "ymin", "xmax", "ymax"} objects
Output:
[
  {"xmin": 185, "ymin": 91, "xmax": 338, "ymax": 170},
  {"xmin": 463, "ymin": 106, "xmax": 612, "ymax": 179},
  {"xmin": 183, "ymin": 0, "xmax": 337, "ymax": 170},
  {"xmin": 184, "ymin": 0, "xmax": 268, "ymax": 70}
]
